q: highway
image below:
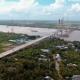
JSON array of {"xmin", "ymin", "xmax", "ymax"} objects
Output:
[{"xmin": 0, "ymin": 35, "xmax": 51, "ymax": 58}]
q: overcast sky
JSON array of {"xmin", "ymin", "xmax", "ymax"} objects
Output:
[{"xmin": 0, "ymin": 0, "xmax": 80, "ymax": 20}]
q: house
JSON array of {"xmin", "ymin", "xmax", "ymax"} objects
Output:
[
  {"xmin": 68, "ymin": 43, "xmax": 75, "ymax": 48},
  {"xmin": 38, "ymin": 58, "xmax": 48, "ymax": 61},
  {"xmin": 55, "ymin": 54, "xmax": 61, "ymax": 62},
  {"xmin": 72, "ymin": 75, "xmax": 80, "ymax": 80},
  {"xmin": 38, "ymin": 54, "xmax": 49, "ymax": 61},
  {"xmin": 9, "ymin": 38, "xmax": 27, "ymax": 44},
  {"xmin": 55, "ymin": 45, "xmax": 68, "ymax": 50},
  {"xmin": 41, "ymin": 49, "xmax": 50, "ymax": 53},
  {"xmin": 68, "ymin": 43, "xmax": 74, "ymax": 46},
  {"xmin": 40, "ymin": 55, "xmax": 46, "ymax": 58},
  {"xmin": 44, "ymin": 76, "xmax": 54, "ymax": 80},
  {"xmin": 9, "ymin": 40, "xmax": 16, "ymax": 43},
  {"xmin": 67, "ymin": 63, "xmax": 78, "ymax": 67}
]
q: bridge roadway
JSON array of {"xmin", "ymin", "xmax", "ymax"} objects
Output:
[{"xmin": 0, "ymin": 35, "xmax": 51, "ymax": 58}]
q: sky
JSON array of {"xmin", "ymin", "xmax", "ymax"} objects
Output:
[{"xmin": 0, "ymin": 0, "xmax": 80, "ymax": 20}]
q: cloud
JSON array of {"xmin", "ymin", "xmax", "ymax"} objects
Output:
[
  {"xmin": 29, "ymin": 0, "xmax": 64, "ymax": 16},
  {"xmin": 0, "ymin": 0, "xmax": 64, "ymax": 14},
  {"xmin": 64, "ymin": 3, "xmax": 80, "ymax": 17},
  {"xmin": 1, "ymin": 0, "xmax": 79, "ymax": 20},
  {"xmin": 0, "ymin": 0, "xmax": 35, "ymax": 13},
  {"xmin": 41, "ymin": 0, "xmax": 64, "ymax": 15},
  {"xmin": 70, "ymin": 3, "xmax": 80, "ymax": 12}
]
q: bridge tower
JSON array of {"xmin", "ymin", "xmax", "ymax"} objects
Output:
[
  {"xmin": 56, "ymin": 18, "xmax": 64, "ymax": 37},
  {"xmin": 57, "ymin": 18, "xmax": 70, "ymax": 37}
]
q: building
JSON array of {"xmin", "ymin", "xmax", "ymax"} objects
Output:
[
  {"xmin": 55, "ymin": 45, "xmax": 68, "ymax": 50},
  {"xmin": 55, "ymin": 54, "xmax": 61, "ymax": 62},
  {"xmin": 67, "ymin": 63, "xmax": 78, "ymax": 67},
  {"xmin": 72, "ymin": 75, "xmax": 80, "ymax": 80},
  {"xmin": 41, "ymin": 49, "xmax": 50, "ymax": 53},
  {"xmin": 44, "ymin": 76, "xmax": 54, "ymax": 80}
]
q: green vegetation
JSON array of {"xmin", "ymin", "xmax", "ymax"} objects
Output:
[
  {"xmin": 0, "ymin": 32, "xmax": 21, "ymax": 52},
  {"xmin": 0, "ymin": 37, "xmax": 80, "ymax": 80},
  {"xmin": 0, "ymin": 32, "xmax": 37, "ymax": 53}
]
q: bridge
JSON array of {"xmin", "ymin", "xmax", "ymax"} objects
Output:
[{"xmin": 0, "ymin": 35, "xmax": 53, "ymax": 58}]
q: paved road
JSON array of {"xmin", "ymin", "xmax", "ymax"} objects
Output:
[{"xmin": 0, "ymin": 35, "xmax": 50, "ymax": 58}]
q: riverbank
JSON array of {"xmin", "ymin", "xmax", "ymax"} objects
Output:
[
  {"xmin": 0, "ymin": 25, "xmax": 80, "ymax": 41},
  {"xmin": 0, "ymin": 25, "xmax": 57, "ymax": 36}
]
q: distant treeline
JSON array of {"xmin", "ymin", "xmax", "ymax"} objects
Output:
[{"xmin": 0, "ymin": 20, "xmax": 80, "ymax": 28}]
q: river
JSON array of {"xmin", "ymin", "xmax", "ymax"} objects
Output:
[{"xmin": 62, "ymin": 30, "xmax": 80, "ymax": 41}]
